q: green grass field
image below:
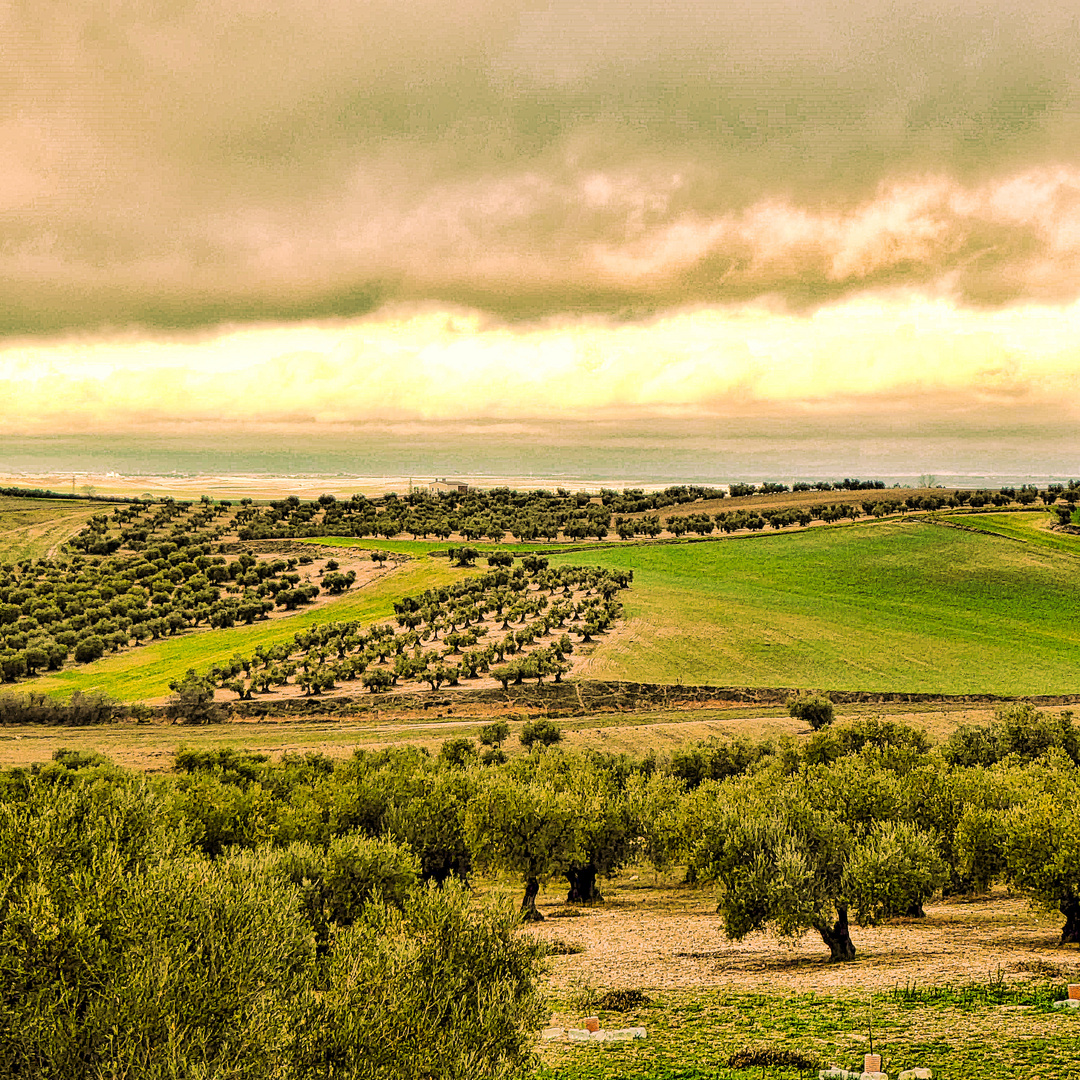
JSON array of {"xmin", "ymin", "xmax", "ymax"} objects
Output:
[
  {"xmin": 537, "ymin": 983, "xmax": 1079, "ymax": 1080},
  {"xmin": 937, "ymin": 510, "xmax": 1080, "ymax": 555},
  {"xmin": 546, "ymin": 518, "xmax": 1080, "ymax": 696},
  {"xmin": 0, "ymin": 496, "xmax": 113, "ymax": 563},
  {"xmin": 29, "ymin": 559, "xmax": 467, "ymax": 702}
]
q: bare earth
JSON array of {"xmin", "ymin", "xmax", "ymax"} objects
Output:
[{"xmin": 524, "ymin": 881, "xmax": 1080, "ymax": 995}]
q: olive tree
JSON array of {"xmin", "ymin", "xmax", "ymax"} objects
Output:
[
  {"xmin": 465, "ymin": 771, "xmax": 576, "ymax": 920},
  {"xmin": 1004, "ymin": 765, "xmax": 1080, "ymax": 942},
  {"xmin": 689, "ymin": 775, "xmax": 945, "ymax": 961}
]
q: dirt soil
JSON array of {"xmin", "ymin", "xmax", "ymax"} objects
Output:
[{"xmin": 524, "ymin": 881, "xmax": 1080, "ymax": 995}]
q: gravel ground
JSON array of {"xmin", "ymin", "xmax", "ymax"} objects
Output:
[{"xmin": 525, "ymin": 882, "xmax": 1079, "ymax": 995}]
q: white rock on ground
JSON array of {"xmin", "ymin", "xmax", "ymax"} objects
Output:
[
  {"xmin": 898, "ymin": 1069, "xmax": 933, "ymax": 1080},
  {"xmin": 543, "ymin": 1026, "xmax": 647, "ymax": 1043},
  {"xmin": 819, "ymin": 1069, "xmax": 860, "ymax": 1080},
  {"xmin": 589, "ymin": 1027, "xmax": 647, "ymax": 1042}
]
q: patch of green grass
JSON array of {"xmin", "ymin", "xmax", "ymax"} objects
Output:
[
  {"xmin": 534, "ymin": 985, "xmax": 1080, "ymax": 1080},
  {"xmin": 936, "ymin": 511, "xmax": 1080, "ymax": 556},
  {"xmin": 29, "ymin": 559, "xmax": 465, "ymax": 702},
  {"xmin": 547, "ymin": 520, "xmax": 1080, "ymax": 695},
  {"xmin": 0, "ymin": 496, "xmax": 112, "ymax": 563}
]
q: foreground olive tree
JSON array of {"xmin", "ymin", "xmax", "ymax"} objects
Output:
[
  {"xmin": 1004, "ymin": 766, "xmax": 1080, "ymax": 943},
  {"xmin": 688, "ymin": 776, "xmax": 944, "ymax": 961},
  {"xmin": 465, "ymin": 769, "xmax": 577, "ymax": 920}
]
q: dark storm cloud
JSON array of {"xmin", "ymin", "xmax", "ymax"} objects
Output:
[{"xmin": 3, "ymin": 0, "xmax": 1080, "ymax": 331}]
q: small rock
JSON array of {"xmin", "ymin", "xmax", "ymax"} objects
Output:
[
  {"xmin": 860, "ymin": 1073, "xmax": 888, "ymax": 1080},
  {"xmin": 1053, "ymin": 999, "xmax": 1080, "ymax": 1009},
  {"xmin": 567, "ymin": 1028, "xmax": 591, "ymax": 1042},
  {"xmin": 898, "ymin": 1070, "xmax": 933, "ymax": 1080},
  {"xmin": 541, "ymin": 1027, "xmax": 566, "ymax": 1041},
  {"xmin": 590, "ymin": 1026, "xmax": 647, "ymax": 1042},
  {"xmin": 819, "ymin": 1070, "xmax": 860, "ymax": 1080}
]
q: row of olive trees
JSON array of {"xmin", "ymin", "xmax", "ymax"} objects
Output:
[
  {"xmin": 190, "ymin": 560, "xmax": 629, "ymax": 702},
  {"xmin": 152, "ymin": 706, "xmax": 1080, "ymax": 956},
  {"xmin": 1, "ymin": 533, "xmax": 331, "ymax": 686},
  {"xmin": 12, "ymin": 706, "xmax": 1079, "ymax": 979}
]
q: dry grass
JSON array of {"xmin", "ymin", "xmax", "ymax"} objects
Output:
[
  {"xmin": 0, "ymin": 698, "xmax": 1022, "ymax": 773},
  {"xmin": 0, "ymin": 496, "xmax": 115, "ymax": 562}
]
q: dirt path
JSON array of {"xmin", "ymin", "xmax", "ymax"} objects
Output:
[{"xmin": 525, "ymin": 884, "xmax": 1079, "ymax": 995}]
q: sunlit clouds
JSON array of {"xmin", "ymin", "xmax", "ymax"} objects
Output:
[
  {"xmin": 4, "ymin": 0, "xmax": 1080, "ymax": 438},
  {"xmin": 3, "ymin": 296, "xmax": 1079, "ymax": 433}
]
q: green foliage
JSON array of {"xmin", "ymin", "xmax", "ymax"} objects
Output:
[
  {"xmin": 521, "ymin": 719, "xmax": 563, "ymax": 748},
  {"xmin": 439, "ymin": 736, "xmax": 479, "ymax": 767},
  {"xmin": 943, "ymin": 704, "xmax": 1080, "ymax": 767},
  {"xmin": 166, "ymin": 667, "xmax": 223, "ymax": 724},
  {"xmin": 1003, "ymin": 766, "xmax": 1080, "ymax": 942},
  {"xmin": 480, "ymin": 719, "xmax": 511, "ymax": 747},
  {"xmin": 0, "ymin": 772, "xmax": 548, "ymax": 1080},
  {"xmin": 234, "ymin": 835, "xmax": 419, "ymax": 947},
  {"xmin": 787, "ymin": 692, "xmax": 835, "ymax": 730},
  {"xmin": 288, "ymin": 881, "xmax": 546, "ymax": 1079},
  {"xmin": 670, "ymin": 735, "xmax": 778, "ymax": 788},
  {"xmin": 0, "ymin": 689, "xmax": 123, "ymax": 725},
  {"xmin": 843, "ymin": 820, "xmax": 947, "ymax": 921},
  {"xmin": 803, "ymin": 717, "xmax": 930, "ymax": 766}
]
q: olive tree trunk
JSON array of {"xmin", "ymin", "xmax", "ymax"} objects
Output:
[
  {"xmin": 565, "ymin": 863, "xmax": 602, "ymax": 904},
  {"xmin": 520, "ymin": 876, "xmax": 543, "ymax": 922},
  {"xmin": 1061, "ymin": 893, "xmax": 1080, "ymax": 944},
  {"xmin": 814, "ymin": 904, "xmax": 857, "ymax": 962}
]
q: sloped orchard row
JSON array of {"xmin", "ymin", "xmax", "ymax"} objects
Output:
[
  {"xmin": 184, "ymin": 557, "xmax": 631, "ymax": 701},
  {"xmin": 0, "ymin": 507, "xmax": 333, "ymax": 684}
]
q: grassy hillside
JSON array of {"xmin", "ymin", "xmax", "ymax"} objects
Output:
[
  {"xmin": 0, "ymin": 496, "xmax": 114, "ymax": 563},
  {"xmin": 17, "ymin": 511, "xmax": 1080, "ymax": 702},
  {"xmin": 936, "ymin": 509, "xmax": 1080, "ymax": 554},
  {"xmin": 548, "ymin": 518, "xmax": 1080, "ymax": 695}
]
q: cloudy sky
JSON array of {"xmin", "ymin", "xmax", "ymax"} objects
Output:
[{"xmin": 3, "ymin": 0, "xmax": 1080, "ymax": 448}]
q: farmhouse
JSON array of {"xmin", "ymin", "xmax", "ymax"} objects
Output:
[{"xmin": 427, "ymin": 478, "xmax": 470, "ymax": 494}]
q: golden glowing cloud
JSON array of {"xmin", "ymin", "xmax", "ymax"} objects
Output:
[{"xmin": 3, "ymin": 296, "xmax": 1079, "ymax": 433}]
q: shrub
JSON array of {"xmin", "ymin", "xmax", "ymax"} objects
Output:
[
  {"xmin": 942, "ymin": 705, "xmax": 1080, "ymax": 767},
  {"xmin": 287, "ymin": 881, "xmax": 547, "ymax": 1078},
  {"xmin": 787, "ymin": 692, "xmax": 835, "ymax": 730},
  {"xmin": 438, "ymin": 737, "xmax": 478, "ymax": 768},
  {"xmin": 72, "ymin": 635, "xmax": 105, "ymax": 663},
  {"xmin": 520, "ymin": 719, "xmax": 563, "ymax": 748},
  {"xmin": 480, "ymin": 720, "xmax": 510, "ymax": 747}
]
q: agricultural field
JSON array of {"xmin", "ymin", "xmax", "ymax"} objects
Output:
[
  {"xmin": 5, "ymin": 477, "xmax": 1080, "ymax": 1080},
  {"xmin": 936, "ymin": 510, "xmax": 1080, "ymax": 554},
  {"xmin": 6, "ymin": 704, "xmax": 1080, "ymax": 1080},
  {"xmin": 545, "ymin": 518, "xmax": 1080, "ymax": 696},
  {"xmin": 0, "ymin": 495, "xmax": 114, "ymax": 563},
  {"xmin": 532, "ymin": 878, "xmax": 1079, "ymax": 1080},
  {"xmin": 25, "ymin": 556, "xmax": 466, "ymax": 701},
  {"xmin": 5, "ymin": 493, "xmax": 1080, "ymax": 702}
]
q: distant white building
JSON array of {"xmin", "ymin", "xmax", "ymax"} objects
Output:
[{"xmin": 427, "ymin": 478, "xmax": 470, "ymax": 494}]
